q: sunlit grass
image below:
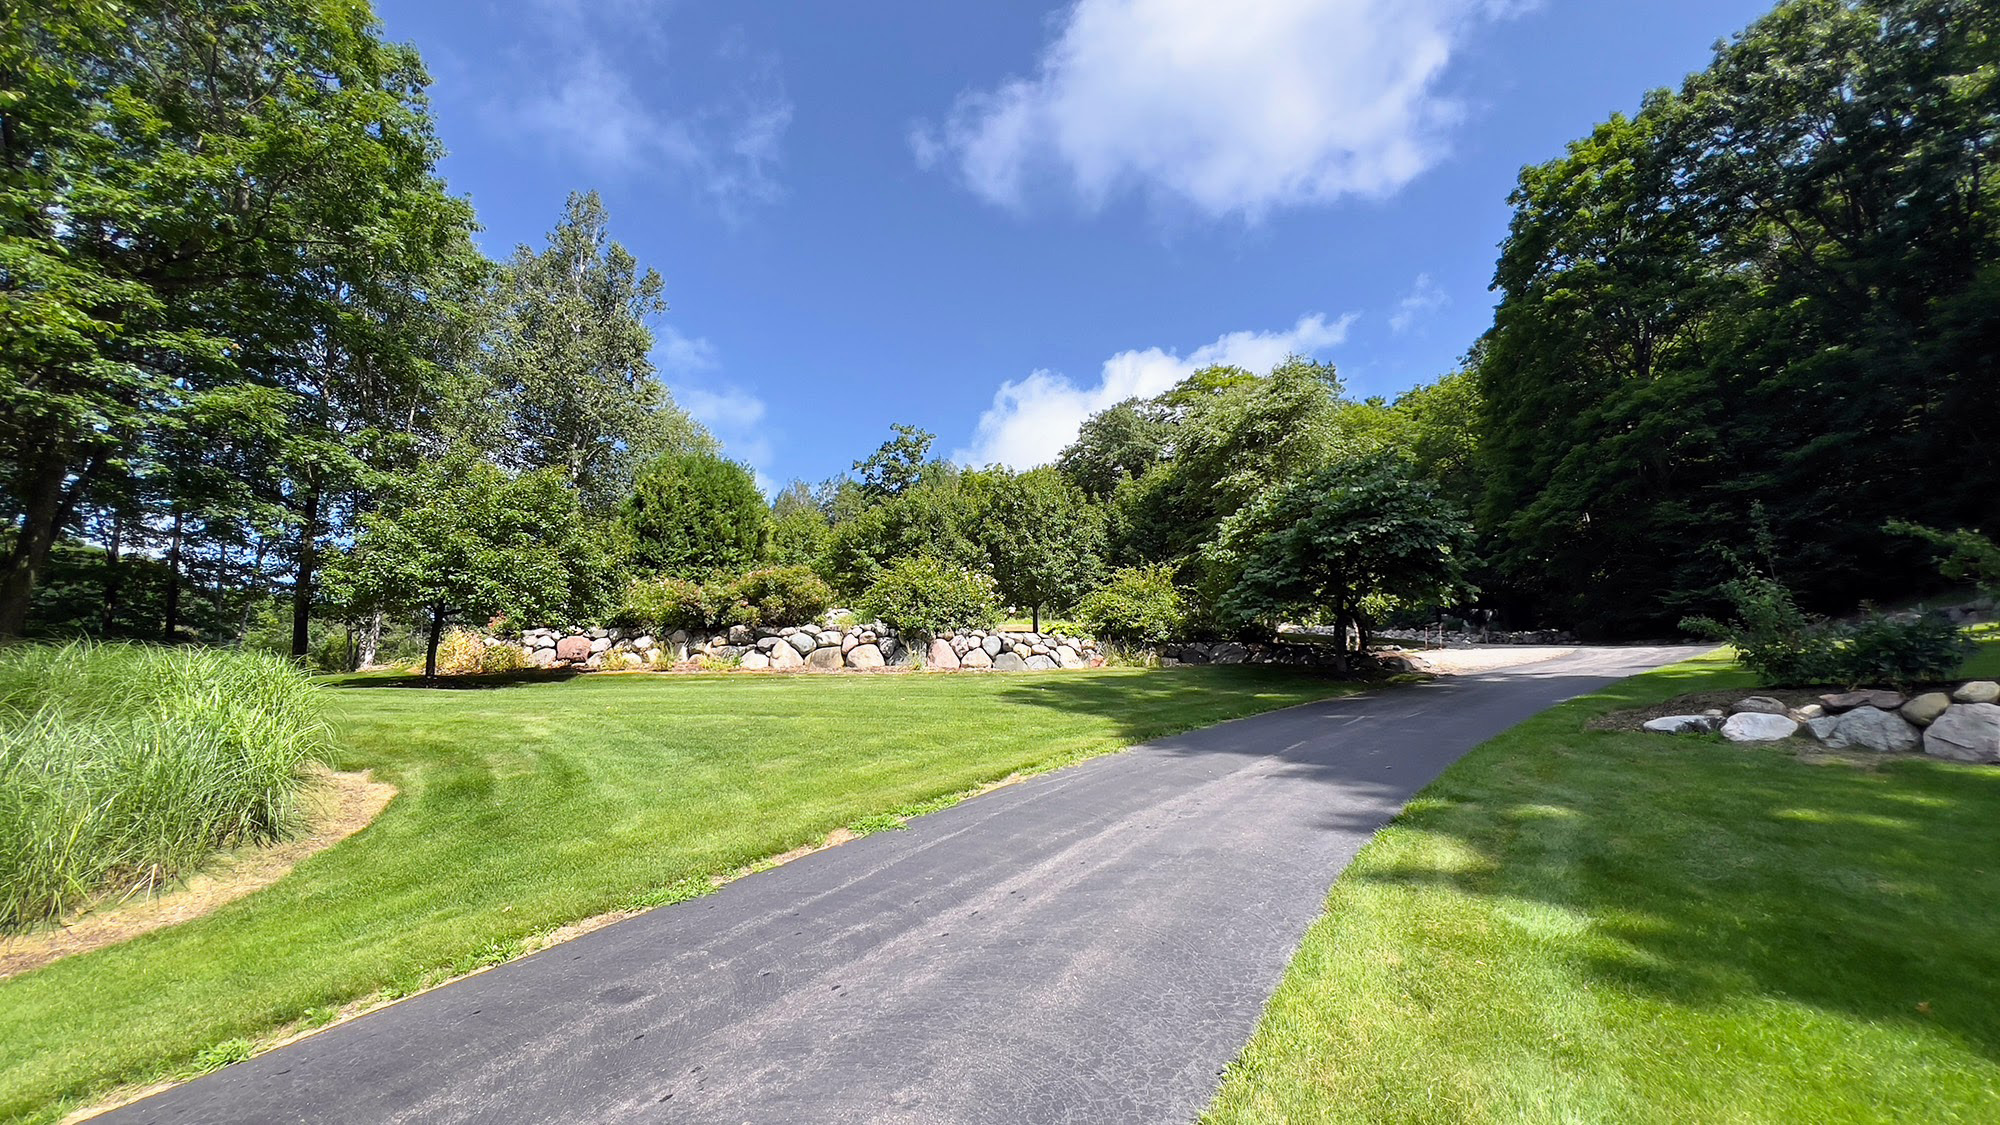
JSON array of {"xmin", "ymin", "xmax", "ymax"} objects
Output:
[{"xmin": 1207, "ymin": 643, "xmax": 2000, "ymax": 1123}]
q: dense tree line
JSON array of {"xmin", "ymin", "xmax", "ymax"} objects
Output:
[
  {"xmin": 0, "ymin": 2, "xmax": 710, "ymax": 659},
  {"xmin": 1479, "ymin": 0, "xmax": 1999, "ymax": 636}
]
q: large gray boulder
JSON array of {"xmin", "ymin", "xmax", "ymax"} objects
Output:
[
  {"xmin": 767, "ymin": 642, "xmax": 804, "ymax": 670},
  {"xmin": 961, "ymin": 647, "xmax": 993, "ymax": 669},
  {"xmin": 1213, "ymin": 643, "xmax": 1250, "ymax": 665},
  {"xmin": 1644, "ymin": 715, "xmax": 1719, "ymax": 735},
  {"xmin": 1900, "ymin": 692, "xmax": 1952, "ymax": 727},
  {"xmin": 982, "ymin": 634, "xmax": 1005, "ymax": 657},
  {"xmin": 786, "ymin": 632, "xmax": 818, "ymax": 656},
  {"xmin": 1024, "ymin": 654, "xmax": 1057, "ymax": 671},
  {"xmin": 1823, "ymin": 706, "xmax": 1921, "ymax": 753},
  {"xmin": 1054, "ymin": 644, "xmax": 1086, "ymax": 669},
  {"xmin": 1803, "ymin": 715, "xmax": 1840, "ymax": 742},
  {"xmin": 1721, "ymin": 712, "xmax": 1798, "ymax": 742},
  {"xmin": 1953, "ymin": 681, "xmax": 2000, "ymax": 704},
  {"xmin": 846, "ymin": 644, "xmax": 886, "ymax": 670},
  {"xmin": 727, "ymin": 624, "xmax": 754, "ymax": 646},
  {"xmin": 805, "ymin": 647, "xmax": 843, "ymax": 671},
  {"xmin": 991, "ymin": 651, "xmax": 1028, "ymax": 672},
  {"xmin": 738, "ymin": 650, "xmax": 770, "ymax": 670},
  {"xmin": 1733, "ymin": 696, "xmax": 1790, "ymax": 716},
  {"xmin": 1923, "ymin": 703, "xmax": 2000, "ymax": 764}
]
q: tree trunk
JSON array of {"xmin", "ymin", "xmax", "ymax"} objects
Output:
[
  {"xmin": 0, "ymin": 451, "xmax": 70, "ymax": 640},
  {"xmin": 424, "ymin": 604, "xmax": 445, "ymax": 679},
  {"xmin": 236, "ymin": 538, "xmax": 270, "ymax": 645},
  {"xmin": 357, "ymin": 610, "xmax": 383, "ymax": 669},
  {"xmin": 100, "ymin": 514, "xmax": 124, "ymax": 636},
  {"xmin": 291, "ymin": 483, "xmax": 322, "ymax": 658},
  {"xmin": 163, "ymin": 508, "xmax": 184, "ymax": 641},
  {"xmin": 1032, "ymin": 602, "xmax": 1041, "ymax": 633}
]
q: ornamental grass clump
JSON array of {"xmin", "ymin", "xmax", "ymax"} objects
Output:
[{"xmin": 0, "ymin": 642, "xmax": 329, "ymax": 931}]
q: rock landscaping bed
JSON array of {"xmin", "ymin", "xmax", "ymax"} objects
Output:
[
  {"xmin": 1602, "ymin": 680, "xmax": 2000, "ymax": 764},
  {"xmin": 505, "ymin": 619, "xmax": 1107, "ymax": 673}
]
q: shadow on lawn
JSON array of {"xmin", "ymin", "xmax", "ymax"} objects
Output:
[{"xmin": 1350, "ymin": 733, "xmax": 2000, "ymax": 1064}]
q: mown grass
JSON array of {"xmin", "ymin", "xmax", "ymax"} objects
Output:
[
  {"xmin": 0, "ymin": 664, "xmax": 1355, "ymax": 1122},
  {"xmin": 0, "ymin": 643, "xmax": 328, "ymax": 930},
  {"xmin": 1206, "ymin": 643, "xmax": 2000, "ymax": 1124}
]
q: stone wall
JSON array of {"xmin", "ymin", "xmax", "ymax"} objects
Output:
[{"xmin": 507, "ymin": 619, "xmax": 1105, "ymax": 673}]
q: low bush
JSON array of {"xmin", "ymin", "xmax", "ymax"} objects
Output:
[
  {"xmin": 420, "ymin": 628, "xmax": 489, "ymax": 676},
  {"xmin": 615, "ymin": 576, "xmax": 717, "ymax": 633},
  {"xmin": 0, "ymin": 642, "xmax": 329, "ymax": 930},
  {"xmin": 859, "ymin": 557, "xmax": 1001, "ymax": 638},
  {"xmin": 1841, "ymin": 610, "xmax": 1973, "ymax": 687},
  {"xmin": 1074, "ymin": 566, "xmax": 1188, "ymax": 646},
  {"xmin": 1684, "ymin": 573, "xmax": 1972, "ymax": 688},
  {"xmin": 478, "ymin": 642, "xmax": 528, "ymax": 674},
  {"xmin": 718, "ymin": 566, "xmax": 834, "ymax": 627}
]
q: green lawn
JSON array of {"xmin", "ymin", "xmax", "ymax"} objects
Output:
[
  {"xmin": 1206, "ymin": 645, "xmax": 2000, "ymax": 1124},
  {"xmin": 0, "ymin": 665, "xmax": 1354, "ymax": 1123}
]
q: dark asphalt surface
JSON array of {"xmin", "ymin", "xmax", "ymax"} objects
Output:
[{"xmin": 105, "ymin": 646, "xmax": 1701, "ymax": 1125}]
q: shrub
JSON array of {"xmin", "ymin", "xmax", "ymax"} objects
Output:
[
  {"xmin": 859, "ymin": 557, "xmax": 1001, "ymax": 638},
  {"xmin": 0, "ymin": 642, "xmax": 329, "ymax": 930},
  {"xmin": 599, "ymin": 649, "xmax": 642, "ymax": 672},
  {"xmin": 478, "ymin": 642, "xmax": 528, "ymax": 674},
  {"xmin": 1841, "ymin": 611, "xmax": 1973, "ymax": 688},
  {"xmin": 616, "ymin": 576, "xmax": 717, "ymax": 633},
  {"xmin": 1683, "ymin": 572, "xmax": 1844, "ymax": 686},
  {"xmin": 718, "ymin": 565, "xmax": 835, "ymax": 627},
  {"xmin": 1684, "ymin": 574, "xmax": 1973, "ymax": 688},
  {"xmin": 1073, "ymin": 566, "xmax": 1188, "ymax": 646},
  {"xmin": 422, "ymin": 627, "xmax": 489, "ymax": 676}
]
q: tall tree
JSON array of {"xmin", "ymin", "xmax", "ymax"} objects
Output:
[
  {"xmin": 983, "ymin": 468, "xmax": 1106, "ymax": 631},
  {"xmin": 0, "ymin": 0, "xmax": 484, "ymax": 641},
  {"xmin": 1479, "ymin": 0, "xmax": 2000, "ymax": 635},
  {"xmin": 487, "ymin": 191, "xmax": 712, "ymax": 513}
]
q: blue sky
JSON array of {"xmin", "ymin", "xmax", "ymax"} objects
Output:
[{"xmin": 374, "ymin": 0, "xmax": 1776, "ymax": 491}]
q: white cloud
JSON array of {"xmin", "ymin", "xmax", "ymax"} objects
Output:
[
  {"xmin": 669, "ymin": 375, "xmax": 777, "ymax": 494},
  {"xmin": 656, "ymin": 325, "xmax": 721, "ymax": 374},
  {"xmin": 494, "ymin": 9, "xmax": 791, "ymax": 215},
  {"xmin": 1389, "ymin": 273, "xmax": 1449, "ymax": 333},
  {"xmin": 917, "ymin": 0, "xmax": 1530, "ymax": 219},
  {"xmin": 956, "ymin": 312, "xmax": 1356, "ymax": 468},
  {"xmin": 675, "ymin": 385, "xmax": 766, "ymax": 433}
]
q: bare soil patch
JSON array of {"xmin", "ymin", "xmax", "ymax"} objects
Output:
[{"xmin": 0, "ymin": 768, "xmax": 395, "ymax": 979}]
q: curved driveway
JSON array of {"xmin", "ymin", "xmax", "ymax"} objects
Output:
[{"xmin": 107, "ymin": 646, "xmax": 1700, "ymax": 1125}]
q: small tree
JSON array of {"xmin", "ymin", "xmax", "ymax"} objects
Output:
[
  {"xmin": 329, "ymin": 459, "xmax": 618, "ymax": 677},
  {"xmin": 1208, "ymin": 456, "xmax": 1472, "ymax": 654},
  {"xmin": 984, "ymin": 468, "xmax": 1106, "ymax": 631},
  {"xmin": 622, "ymin": 452, "xmax": 767, "ymax": 579},
  {"xmin": 1073, "ymin": 566, "xmax": 1187, "ymax": 646}
]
